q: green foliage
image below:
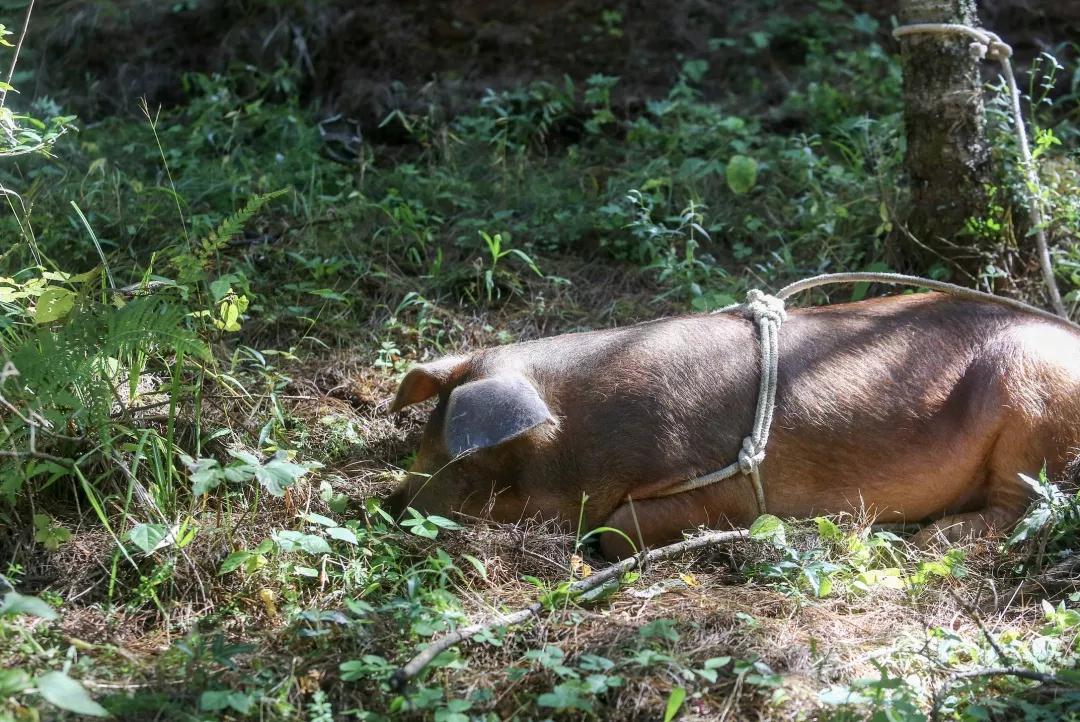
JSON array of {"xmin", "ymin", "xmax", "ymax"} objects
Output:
[
  {"xmin": 4, "ymin": 5, "xmax": 1080, "ymax": 720},
  {"xmin": 1007, "ymin": 469, "xmax": 1080, "ymax": 558},
  {"xmin": 747, "ymin": 515, "xmax": 965, "ymax": 600}
]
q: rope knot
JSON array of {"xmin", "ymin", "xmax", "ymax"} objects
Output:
[
  {"xmin": 744, "ymin": 289, "xmax": 786, "ymax": 324},
  {"xmin": 738, "ymin": 436, "xmax": 765, "ymax": 476}
]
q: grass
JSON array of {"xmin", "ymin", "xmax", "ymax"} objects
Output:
[{"xmin": 2, "ymin": 2, "xmax": 1080, "ymax": 719}]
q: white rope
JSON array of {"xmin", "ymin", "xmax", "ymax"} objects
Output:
[
  {"xmin": 892, "ymin": 23, "xmax": 1066, "ymax": 318},
  {"xmin": 652, "ymin": 289, "xmax": 784, "ymax": 514}
]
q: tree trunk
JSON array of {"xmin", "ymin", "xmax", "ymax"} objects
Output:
[{"xmin": 896, "ymin": 0, "xmax": 994, "ymax": 277}]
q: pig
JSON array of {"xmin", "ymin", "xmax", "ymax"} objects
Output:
[{"xmin": 385, "ymin": 292, "xmax": 1080, "ymax": 559}]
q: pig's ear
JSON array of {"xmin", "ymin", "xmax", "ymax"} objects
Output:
[
  {"xmin": 444, "ymin": 374, "xmax": 554, "ymax": 457},
  {"xmin": 390, "ymin": 355, "xmax": 469, "ymax": 412}
]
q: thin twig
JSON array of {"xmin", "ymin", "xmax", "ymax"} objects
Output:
[
  {"xmin": 946, "ymin": 588, "xmax": 1013, "ymax": 667},
  {"xmin": 391, "ymin": 528, "xmax": 748, "ymax": 688},
  {"xmin": 0, "ymin": 0, "xmax": 35, "ymax": 109},
  {"xmin": 0, "ymin": 448, "xmax": 73, "ymax": 464}
]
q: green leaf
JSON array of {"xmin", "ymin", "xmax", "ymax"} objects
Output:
[
  {"xmin": 664, "ymin": 687, "xmax": 687, "ymax": 722},
  {"xmin": 325, "ymin": 526, "xmax": 357, "ymax": 545},
  {"xmin": 274, "ymin": 530, "xmax": 331, "ymax": 555},
  {"xmin": 461, "ymin": 553, "xmax": 488, "ymax": 579},
  {"xmin": 639, "ymin": 619, "xmax": 680, "ymax": 642},
  {"xmin": 32, "ymin": 515, "xmax": 71, "ymax": 551},
  {"xmin": 34, "ymin": 286, "xmax": 76, "ymax": 324},
  {"xmin": 0, "ymin": 668, "xmax": 32, "ymax": 696},
  {"xmin": 200, "ymin": 690, "xmax": 230, "ymax": 711},
  {"xmin": 185, "ymin": 457, "xmax": 226, "ymax": 496},
  {"xmin": 425, "ymin": 514, "xmax": 463, "ymax": 530},
  {"xmin": 303, "ymin": 512, "xmax": 338, "ymax": 528},
  {"xmin": 255, "ymin": 455, "xmax": 312, "ymax": 496},
  {"xmin": 36, "ymin": 671, "xmax": 109, "ymax": 717},
  {"xmin": 228, "ymin": 449, "xmax": 261, "ymax": 466},
  {"xmin": 749, "ymin": 514, "xmax": 786, "ymax": 545},
  {"xmin": 299, "ymin": 535, "xmax": 331, "ymax": 555},
  {"xmin": 537, "ymin": 682, "xmax": 592, "ymax": 712},
  {"xmin": 725, "ymin": 155, "xmax": 758, "ymax": 194},
  {"xmin": 219, "ymin": 551, "xmax": 253, "ymax": 575},
  {"xmin": 0, "ymin": 591, "xmax": 59, "ymax": 620},
  {"xmin": 814, "ymin": 516, "xmax": 842, "ymax": 541},
  {"xmin": 127, "ymin": 523, "xmax": 170, "ymax": 554}
]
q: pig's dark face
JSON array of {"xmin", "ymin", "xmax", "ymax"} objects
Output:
[{"xmin": 385, "ymin": 356, "xmax": 558, "ymax": 523}]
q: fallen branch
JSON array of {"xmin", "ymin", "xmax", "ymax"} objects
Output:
[
  {"xmin": 391, "ymin": 528, "xmax": 748, "ymax": 689},
  {"xmin": 931, "ymin": 664, "xmax": 1070, "ymax": 720},
  {"xmin": 951, "ymin": 667, "xmax": 1062, "ymax": 684}
]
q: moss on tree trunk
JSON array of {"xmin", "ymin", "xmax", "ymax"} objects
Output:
[{"xmin": 897, "ymin": 0, "xmax": 995, "ymax": 277}]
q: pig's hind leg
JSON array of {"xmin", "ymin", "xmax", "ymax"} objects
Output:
[{"xmin": 911, "ymin": 389, "xmax": 1073, "ymax": 548}]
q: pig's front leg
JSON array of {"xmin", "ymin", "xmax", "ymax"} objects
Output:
[{"xmin": 597, "ymin": 482, "xmax": 757, "ymax": 560}]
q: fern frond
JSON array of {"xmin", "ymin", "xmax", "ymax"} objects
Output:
[
  {"xmin": 9, "ymin": 297, "xmax": 208, "ymax": 434},
  {"xmin": 200, "ymin": 188, "xmax": 288, "ymax": 258}
]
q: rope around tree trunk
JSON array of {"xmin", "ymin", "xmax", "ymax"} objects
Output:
[{"xmin": 892, "ymin": 22, "xmax": 1066, "ymax": 318}]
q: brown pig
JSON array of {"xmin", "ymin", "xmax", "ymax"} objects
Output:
[{"xmin": 386, "ymin": 292, "xmax": 1080, "ymax": 559}]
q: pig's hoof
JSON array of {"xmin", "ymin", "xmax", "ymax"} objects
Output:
[
  {"xmin": 909, "ymin": 519, "xmax": 970, "ymax": 549},
  {"xmin": 909, "ymin": 525, "xmax": 951, "ymax": 550}
]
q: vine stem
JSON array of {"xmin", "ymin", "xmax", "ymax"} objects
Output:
[{"xmin": 0, "ymin": 0, "xmax": 36, "ymax": 110}]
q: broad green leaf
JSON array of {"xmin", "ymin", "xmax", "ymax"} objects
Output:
[
  {"xmin": 425, "ymin": 514, "xmax": 463, "ymax": 530},
  {"xmin": 0, "ymin": 668, "xmax": 32, "ymax": 696},
  {"xmin": 639, "ymin": 618, "xmax": 680, "ymax": 642},
  {"xmin": 67, "ymin": 267, "xmax": 102, "ymax": 284},
  {"xmin": 749, "ymin": 514, "xmax": 785, "ymax": 545},
  {"xmin": 0, "ymin": 591, "xmax": 59, "ymax": 620},
  {"xmin": 461, "ymin": 553, "xmax": 488, "ymax": 579},
  {"xmin": 407, "ymin": 521, "xmax": 439, "ymax": 539},
  {"xmin": 303, "ymin": 512, "xmax": 338, "ymax": 528},
  {"xmin": 664, "ymin": 687, "xmax": 687, "ymax": 722},
  {"xmin": 725, "ymin": 155, "xmax": 758, "ymax": 194},
  {"xmin": 325, "ymin": 526, "xmax": 358, "ymax": 545},
  {"xmin": 219, "ymin": 551, "xmax": 253, "ymax": 575},
  {"xmin": 185, "ymin": 457, "xmax": 226, "ymax": 496},
  {"xmin": 803, "ymin": 566, "xmax": 833, "ymax": 597},
  {"xmin": 227, "ymin": 449, "xmax": 261, "ymax": 466},
  {"xmin": 34, "ymin": 286, "xmax": 76, "ymax": 324},
  {"xmin": 299, "ymin": 534, "xmax": 331, "ymax": 555},
  {"xmin": 255, "ymin": 455, "xmax": 312, "ymax": 496},
  {"xmin": 814, "ymin": 516, "xmax": 842, "ymax": 541},
  {"xmin": 36, "ymin": 671, "xmax": 108, "ymax": 717},
  {"xmin": 32, "ymin": 515, "xmax": 71, "ymax": 551},
  {"xmin": 127, "ymin": 523, "xmax": 170, "ymax": 554},
  {"xmin": 200, "ymin": 690, "xmax": 230, "ymax": 711},
  {"xmin": 273, "ymin": 530, "xmax": 331, "ymax": 555}
]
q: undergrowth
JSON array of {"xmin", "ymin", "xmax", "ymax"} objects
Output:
[{"xmin": 1, "ymin": 2, "xmax": 1080, "ymax": 720}]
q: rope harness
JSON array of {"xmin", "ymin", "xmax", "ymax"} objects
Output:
[
  {"xmin": 651, "ymin": 22, "xmax": 1073, "ymax": 514},
  {"xmin": 655, "ymin": 272, "xmax": 1079, "ymax": 515},
  {"xmin": 653, "ymin": 289, "xmax": 784, "ymax": 513}
]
